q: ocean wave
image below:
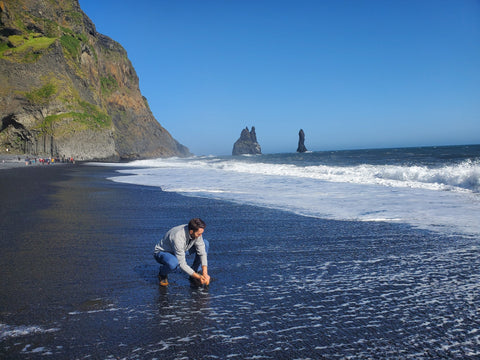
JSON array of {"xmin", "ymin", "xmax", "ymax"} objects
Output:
[
  {"xmin": 120, "ymin": 157, "xmax": 480, "ymax": 193},
  {"xmin": 320, "ymin": 159, "xmax": 480, "ymax": 192}
]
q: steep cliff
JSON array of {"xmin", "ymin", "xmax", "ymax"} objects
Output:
[{"xmin": 0, "ymin": 0, "xmax": 190, "ymax": 160}]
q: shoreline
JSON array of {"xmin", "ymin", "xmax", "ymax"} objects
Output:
[
  {"xmin": 0, "ymin": 154, "xmax": 76, "ymax": 169},
  {"xmin": 0, "ymin": 154, "xmax": 29, "ymax": 169}
]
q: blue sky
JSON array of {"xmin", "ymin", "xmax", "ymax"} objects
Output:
[{"xmin": 79, "ymin": 0, "xmax": 480, "ymax": 155}]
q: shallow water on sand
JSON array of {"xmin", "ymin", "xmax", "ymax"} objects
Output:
[{"xmin": 1, "ymin": 166, "xmax": 479, "ymax": 359}]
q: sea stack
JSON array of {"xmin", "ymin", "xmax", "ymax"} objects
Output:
[
  {"xmin": 232, "ymin": 126, "xmax": 262, "ymax": 155},
  {"xmin": 297, "ymin": 129, "xmax": 307, "ymax": 153}
]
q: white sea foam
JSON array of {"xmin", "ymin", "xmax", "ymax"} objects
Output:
[
  {"xmin": 97, "ymin": 156, "xmax": 480, "ymax": 193},
  {"xmin": 0, "ymin": 323, "xmax": 59, "ymax": 340},
  {"xmin": 90, "ymin": 154, "xmax": 480, "ymax": 236}
]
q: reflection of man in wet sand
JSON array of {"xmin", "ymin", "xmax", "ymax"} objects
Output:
[{"xmin": 154, "ymin": 218, "xmax": 210, "ymax": 287}]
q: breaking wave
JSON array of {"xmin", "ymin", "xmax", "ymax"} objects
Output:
[{"xmin": 111, "ymin": 157, "xmax": 480, "ymax": 193}]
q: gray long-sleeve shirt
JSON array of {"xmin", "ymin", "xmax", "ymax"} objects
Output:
[{"xmin": 154, "ymin": 224, "xmax": 207, "ymax": 276}]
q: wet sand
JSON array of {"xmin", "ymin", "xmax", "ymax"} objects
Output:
[{"xmin": 1, "ymin": 164, "xmax": 479, "ymax": 359}]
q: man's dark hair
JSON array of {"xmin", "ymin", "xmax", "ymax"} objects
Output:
[{"xmin": 188, "ymin": 218, "xmax": 206, "ymax": 232}]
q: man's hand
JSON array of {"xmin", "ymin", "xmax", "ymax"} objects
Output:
[
  {"xmin": 191, "ymin": 266, "xmax": 210, "ymax": 286},
  {"xmin": 200, "ymin": 265, "xmax": 210, "ymax": 285},
  {"xmin": 200, "ymin": 273, "xmax": 210, "ymax": 285}
]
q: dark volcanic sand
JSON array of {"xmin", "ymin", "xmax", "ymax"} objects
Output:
[{"xmin": 1, "ymin": 165, "xmax": 479, "ymax": 359}]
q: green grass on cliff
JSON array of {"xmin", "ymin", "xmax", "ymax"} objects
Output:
[
  {"xmin": 39, "ymin": 101, "xmax": 112, "ymax": 135},
  {"xmin": 78, "ymin": 101, "xmax": 111, "ymax": 128},
  {"xmin": 100, "ymin": 75, "xmax": 119, "ymax": 96},
  {"xmin": 0, "ymin": 34, "xmax": 56, "ymax": 62},
  {"xmin": 60, "ymin": 34, "xmax": 80, "ymax": 58},
  {"xmin": 0, "ymin": 42, "xmax": 9, "ymax": 53},
  {"xmin": 25, "ymin": 83, "xmax": 57, "ymax": 104},
  {"xmin": 0, "ymin": 30, "xmax": 93, "ymax": 65},
  {"xmin": 59, "ymin": 31, "xmax": 97, "ymax": 75}
]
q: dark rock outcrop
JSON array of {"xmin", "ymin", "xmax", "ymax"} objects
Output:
[
  {"xmin": 0, "ymin": 0, "xmax": 190, "ymax": 160},
  {"xmin": 232, "ymin": 126, "xmax": 261, "ymax": 155},
  {"xmin": 297, "ymin": 129, "xmax": 307, "ymax": 153}
]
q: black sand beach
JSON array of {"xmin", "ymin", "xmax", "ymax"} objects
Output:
[{"xmin": 1, "ymin": 164, "xmax": 479, "ymax": 359}]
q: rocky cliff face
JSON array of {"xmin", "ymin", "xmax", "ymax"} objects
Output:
[
  {"xmin": 232, "ymin": 126, "xmax": 261, "ymax": 155},
  {"xmin": 0, "ymin": 0, "xmax": 190, "ymax": 160}
]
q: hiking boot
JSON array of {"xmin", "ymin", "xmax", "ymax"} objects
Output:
[{"xmin": 158, "ymin": 274, "xmax": 169, "ymax": 286}]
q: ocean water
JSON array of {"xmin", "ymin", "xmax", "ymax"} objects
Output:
[{"xmin": 105, "ymin": 145, "xmax": 480, "ymax": 236}]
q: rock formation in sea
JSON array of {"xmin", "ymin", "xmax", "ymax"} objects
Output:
[
  {"xmin": 0, "ymin": 0, "xmax": 190, "ymax": 160},
  {"xmin": 297, "ymin": 129, "xmax": 307, "ymax": 153},
  {"xmin": 232, "ymin": 126, "xmax": 262, "ymax": 155}
]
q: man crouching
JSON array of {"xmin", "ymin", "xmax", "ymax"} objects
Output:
[{"xmin": 154, "ymin": 218, "xmax": 210, "ymax": 287}]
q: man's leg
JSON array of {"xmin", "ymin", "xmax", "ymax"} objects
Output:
[
  {"xmin": 191, "ymin": 239, "xmax": 209, "ymax": 273},
  {"xmin": 153, "ymin": 252, "xmax": 179, "ymax": 285}
]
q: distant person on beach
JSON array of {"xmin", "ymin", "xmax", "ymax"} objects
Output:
[{"xmin": 154, "ymin": 218, "xmax": 210, "ymax": 287}]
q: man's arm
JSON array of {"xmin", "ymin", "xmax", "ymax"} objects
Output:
[
  {"xmin": 174, "ymin": 249, "xmax": 195, "ymax": 275},
  {"xmin": 171, "ymin": 226, "xmax": 198, "ymax": 276}
]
